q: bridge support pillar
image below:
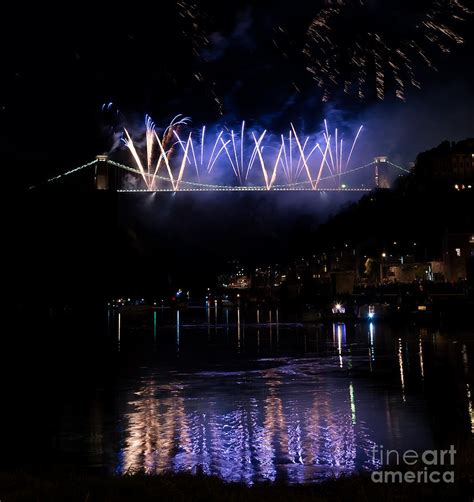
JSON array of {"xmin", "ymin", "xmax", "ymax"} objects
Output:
[
  {"xmin": 374, "ymin": 156, "xmax": 389, "ymax": 189},
  {"xmin": 95, "ymin": 155, "xmax": 112, "ymax": 190}
]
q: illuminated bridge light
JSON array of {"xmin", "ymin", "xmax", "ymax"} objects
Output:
[
  {"xmin": 116, "ymin": 186, "xmax": 373, "ymax": 193},
  {"xmin": 29, "ymin": 147, "xmax": 410, "ymax": 192}
]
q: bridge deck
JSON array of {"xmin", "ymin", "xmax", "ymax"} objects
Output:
[{"xmin": 117, "ymin": 187, "xmax": 372, "ymax": 192}]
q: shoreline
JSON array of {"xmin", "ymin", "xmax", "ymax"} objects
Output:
[{"xmin": 1, "ymin": 466, "xmax": 472, "ymax": 501}]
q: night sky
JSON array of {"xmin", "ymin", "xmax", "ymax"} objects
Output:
[{"xmin": 2, "ymin": 0, "xmax": 473, "ymax": 190}]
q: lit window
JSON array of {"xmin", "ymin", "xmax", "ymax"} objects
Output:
[{"xmin": 455, "ymin": 248, "xmax": 461, "ymax": 257}]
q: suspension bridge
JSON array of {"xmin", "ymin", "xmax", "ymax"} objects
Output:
[{"xmin": 30, "ymin": 155, "xmax": 410, "ymax": 193}]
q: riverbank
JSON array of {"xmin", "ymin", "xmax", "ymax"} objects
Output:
[{"xmin": 1, "ymin": 466, "xmax": 473, "ymax": 501}]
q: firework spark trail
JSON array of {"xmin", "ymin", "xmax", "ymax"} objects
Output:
[
  {"xmin": 207, "ymin": 131, "xmax": 224, "ymax": 172},
  {"xmin": 316, "ymin": 143, "xmax": 334, "ymax": 178},
  {"xmin": 188, "ymin": 134, "xmax": 200, "ymax": 180},
  {"xmin": 270, "ymin": 144, "xmax": 284, "ymax": 188},
  {"xmin": 324, "ymin": 120, "xmax": 336, "ymax": 177},
  {"xmin": 290, "ymin": 123, "xmax": 316, "ymax": 189},
  {"xmin": 295, "ymin": 139, "xmax": 321, "ymax": 181},
  {"xmin": 164, "ymin": 114, "xmax": 191, "ymax": 137},
  {"xmin": 280, "ymin": 134, "xmax": 290, "ymax": 182},
  {"xmin": 208, "ymin": 138, "xmax": 230, "ymax": 173},
  {"xmin": 252, "ymin": 134, "xmax": 283, "ymax": 190},
  {"xmin": 145, "ymin": 115, "xmax": 155, "ymax": 178},
  {"xmin": 240, "ymin": 121, "xmax": 245, "ymax": 174},
  {"xmin": 153, "ymin": 131, "xmax": 176, "ymax": 190},
  {"xmin": 123, "ymin": 129, "xmax": 150, "ymax": 189},
  {"xmin": 295, "ymin": 136, "xmax": 310, "ymax": 180},
  {"xmin": 289, "ymin": 130, "xmax": 293, "ymax": 180},
  {"xmin": 245, "ymin": 131, "xmax": 267, "ymax": 181},
  {"xmin": 230, "ymin": 131, "xmax": 242, "ymax": 183},
  {"xmin": 150, "ymin": 150, "xmax": 168, "ymax": 190},
  {"xmin": 374, "ymin": 34, "xmax": 385, "ymax": 100},
  {"xmin": 175, "ymin": 134, "xmax": 192, "ymax": 190},
  {"xmin": 200, "ymin": 126, "xmax": 206, "ymax": 167},
  {"xmin": 149, "ymin": 114, "xmax": 192, "ymax": 189},
  {"xmin": 345, "ymin": 125, "xmax": 364, "ymax": 171},
  {"xmin": 220, "ymin": 138, "xmax": 240, "ymax": 182},
  {"xmin": 203, "ymin": 125, "xmax": 257, "ymax": 183},
  {"xmin": 173, "ymin": 130, "xmax": 200, "ymax": 183},
  {"xmin": 253, "ymin": 132, "xmax": 270, "ymax": 189},
  {"xmin": 339, "ymin": 137, "xmax": 343, "ymax": 187},
  {"xmin": 314, "ymin": 140, "xmax": 331, "ymax": 190}
]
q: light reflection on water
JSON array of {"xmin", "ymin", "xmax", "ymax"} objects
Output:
[
  {"xmin": 116, "ymin": 362, "xmax": 380, "ymax": 483},
  {"xmin": 107, "ymin": 309, "xmax": 437, "ymax": 484},
  {"xmin": 53, "ymin": 308, "xmax": 473, "ymax": 484}
]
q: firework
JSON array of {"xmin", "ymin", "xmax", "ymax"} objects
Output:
[
  {"xmin": 303, "ymin": 0, "xmax": 471, "ymax": 101},
  {"xmin": 176, "ymin": 0, "xmax": 224, "ymax": 115},
  {"xmin": 122, "ymin": 115, "xmax": 190, "ymax": 190},
  {"xmin": 122, "ymin": 115, "xmax": 365, "ymax": 191}
]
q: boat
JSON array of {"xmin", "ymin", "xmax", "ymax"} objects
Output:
[
  {"xmin": 324, "ymin": 301, "xmax": 356, "ymax": 321},
  {"xmin": 358, "ymin": 303, "xmax": 391, "ymax": 321}
]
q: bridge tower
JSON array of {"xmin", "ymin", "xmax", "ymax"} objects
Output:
[
  {"xmin": 374, "ymin": 156, "xmax": 389, "ymax": 189},
  {"xmin": 94, "ymin": 154, "xmax": 115, "ymax": 190}
]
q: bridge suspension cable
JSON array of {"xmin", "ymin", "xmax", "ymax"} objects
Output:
[
  {"xmin": 386, "ymin": 160, "xmax": 411, "ymax": 173},
  {"xmin": 28, "ymin": 160, "xmax": 98, "ymax": 190},
  {"xmin": 28, "ymin": 157, "xmax": 411, "ymax": 192}
]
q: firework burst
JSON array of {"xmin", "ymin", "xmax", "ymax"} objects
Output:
[
  {"xmin": 303, "ymin": 0, "xmax": 472, "ymax": 101},
  {"xmin": 121, "ymin": 115, "xmax": 364, "ymax": 191},
  {"xmin": 176, "ymin": 0, "xmax": 224, "ymax": 115}
]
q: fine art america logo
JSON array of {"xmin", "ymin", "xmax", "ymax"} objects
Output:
[{"xmin": 371, "ymin": 445, "xmax": 456, "ymax": 483}]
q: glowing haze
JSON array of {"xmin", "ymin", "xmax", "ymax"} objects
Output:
[{"xmin": 121, "ymin": 114, "xmax": 365, "ymax": 191}]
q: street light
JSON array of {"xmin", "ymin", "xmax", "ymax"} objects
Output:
[{"xmin": 380, "ymin": 253, "xmax": 387, "ymax": 284}]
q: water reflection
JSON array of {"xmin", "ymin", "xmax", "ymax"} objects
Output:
[
  {"xmin": 41, "ymin": 308, "xmax": 473, "ymax": 484},
  {"xmin": 368, "ymin": 322, "xmax": 375, "ymax": 370},
  {"xmin": 332, "ymin": 323, "xmax": 346, "ymax": 369},
  {"xmin": 462, "ymin": 344, "xmax": 474, "ymax": 434},
  {"xmin": 237, "ymin": 307, "xmax": 241, "ymax": 351},
  {"xmin": 419, "ymin": 331, "xmax": 424, "ymax": 381},
  {"xmin": 117, "ymin": 362, "xmax": 379, "ymax": 483},
  {"xmin": 118, "ymin": 312, "xmax": 121, "ymax": 352},
  {"xmin": 153, "ymin": 311, "xmax": 157, "ymax": 351},
  {"xmin": 398, "ymin": 338, "xmax": 406, "ymax": 402},
  {"xmin": 349, "ymin": 382, "xmax": 356, "ymax": 425},
  {"xmin": 176, "ymin": 310, "xmax": 180, "ymax": 355}
]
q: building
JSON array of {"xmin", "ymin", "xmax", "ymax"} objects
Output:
[
  {"xmin": 443, "ymin": 232, "xmax": 474, "ymax": 282},
  {"xmin": 415, "ymin": 139, "xmax": 474, "ymax": 185},
  {"xmin": 387, "ymin": 261, "xmax": 445, "ymax": 283}
]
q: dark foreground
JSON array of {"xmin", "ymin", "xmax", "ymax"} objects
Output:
[
  {"xmin": 2, "ymin": 434, "xmax": 474, "ymax": 501},
  {"xmin": 1, "ymin": 458, "xmax": 473, "ymax": 502}
]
